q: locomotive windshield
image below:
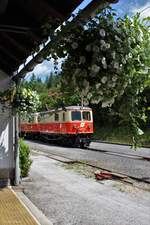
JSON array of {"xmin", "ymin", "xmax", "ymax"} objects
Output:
[
  {"xmin": 82, "ymin": 111, "xmax": 91, "ymax": 121},
  {"xmin": 71, "ymin": 111, "xmax": 81, "ymax": 121}
]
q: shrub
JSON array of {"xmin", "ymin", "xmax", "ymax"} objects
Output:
[{"xmin": 19, "ymin": 139, "xmax": 32, "ymax": 177}]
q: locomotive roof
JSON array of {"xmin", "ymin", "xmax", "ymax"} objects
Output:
[
  {"xmin": 63, "ymin": 106, "xmax": 92, "ymax": 110},
  {"xmin": 37, "ymin": 106, "xmax": 92, "ymax": 114}
]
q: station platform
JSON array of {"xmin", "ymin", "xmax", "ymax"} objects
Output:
[{"xmin": 0, "ymin": 187, "xmax": 39, "ymax": 225}]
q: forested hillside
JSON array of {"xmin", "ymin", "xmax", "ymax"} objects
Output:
[
  {"xmin": 23, "ymin": 72, "xmax": 150, "ymax": 147},
  {"xmin": 18, "ymin": 8, "xmax": 150, "ymax": 148}
]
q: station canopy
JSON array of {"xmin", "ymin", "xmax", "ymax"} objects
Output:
[
  {"xmin": 0, "ymin": 0, "xmax": 117, "ymax": 79},
  {"xmin": 0, "ymin": 0, "xmax": 84, "ymax": 76}
]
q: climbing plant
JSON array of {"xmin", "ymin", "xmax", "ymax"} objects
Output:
[
  {"xmin": 49, "ymin": 8, "xmax": 150, "ymax": 147},
  {"xmin": 0, "ymin": 84, "xmax": 40, "ymax": 114}
]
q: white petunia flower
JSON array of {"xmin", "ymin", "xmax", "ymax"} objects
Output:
[
  {"xmin": 137, "ymin": 128, "xmax": 144, "ymax": 136},
  {"xmin": 72, "ymin": 76, "xmax": 76, "ymax": 85},
  {"xmin": 100, "ymin": 39, "xmax": 105, "ymax": 46},
  {"xmin": 101, "ymin": 57, "xmax": 107, "ymax": 69},
  {"xmin": 115, "ymin": 35, "xmax": 122, "ymax": 42},
  {"xmin": 105, "ymin": 43, "xmax": 110, "ymax": 49},
  {"xmin": 137, "ymin": 34, "xmax": 143, "ymax": 42},
  {"xmin": 114, "ymin": 62, "xmax": 119, "ymax": 69},
  {"xmin": 96, "ymin": 83, "xmax": 101, "ymax": 89},
  {"xmin": 101, "ymin": 57, "xmax": 106, "ymax": 65},
  {"xmin": 70, "ymin": 34, "xmax": 75, "ymax": 38},
  {"xmin": 123, "ymin": 82, "xmax": 128, "ymax": 89},
  {"xmin": 91, "ymin": 64, "xmax": 100, "ymax": 73},
  {"xmin": 74, "ymin": 68, "xmax": 81, "ymax": 76},
  {"xmin": 101, "ymin": 76, "xmax": 107, "ymax": 84},
  {"xmin": 71, "ymin": 42, "xmax": 78, "ymax": 49},
  {"xmin": 107, "ymin": 81, "xmax": 113, "ymax": 88},
  {"xmin": 111, "ymin": 51, "xmax": 116, "ymax": 59},
  {"xmin": 112, "ymin": 82, "xmax": 116, "ymax": 88},
  {"xmin": 99, "ymin": 29, "xmax": 106, "ymax": 37},
  {"xmin": 128, "ymin": 53, "xmax": 132, "ymax": 58},
  {"xmin": 119, "ymin": 89, "xmax": 124, "ymax": 96},
  {"xmin": 122, "ymin": 58, "xmax": 126, "ymax": 64},
  {"xmin": 93, "ymin": 45, "xmax": 100, "ymax": 53},
  {"xmin": 87, "ymin": 92, "xmax": 92, "ymax": 99},
  {"xmin": 102, "ymin": 101, "xmax": 109, "ymax": 108},
  {"xmin": 102, "ymin": 98, "xmax": 114, "ymax": 108},
  {"xmin": 83, "ymin": 99, "xmax": 89, "ymax": 106},
  {"xmin": 91, "ymin": 98, "xmax": 100, "ymax": 104},
  {"xmin": 90, "ymin": 72, "xmax": 96, "ymax": 77},
  {"xmin": 99, "ymin": 90, "xmax": 103, "ymax": 95},
  {"xmin": 82, "ymin": 70, "xmax": 88, "ymax": 77},
  {"xmin": 103, "ymin": 63, "xmax": 107, "ymax": 69},
  {"xmin": 81, "ymin": 89, "xmax": 88, "ymax": 96},
  {"xmin": 85, "ymin": 44, "xmax": 91, "ymax": 52},
  {"xmin": 79, "ymin": 56, "xmax": 86, "ymax": 64},
  {"xmin": 83, "ymin": 79, "xmax": 89, "ymax": 88},
  {"xmin": 112, "ymin": 75, "xmax": 118, "ymax": 82},
  {"xmin": 125, "ymin": 54, "xmax": 128, "ymax": 60}
]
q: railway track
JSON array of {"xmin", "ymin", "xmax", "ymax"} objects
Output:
[
  {"xmin": 87, "ymin": 147, "xmax": 150, "ymax": 161},
  {"xmin": 29, "ymin": 139, "xmax": 150, "ymax": 161},
  {"xmin": 32, "ymin": 148, "xmax": 150, "ymax": 188}
]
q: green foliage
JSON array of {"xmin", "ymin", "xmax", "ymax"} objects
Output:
[
  {"xmin": 19, "ymin": 139, "xmax": 32, "ymax": 177},
  {"xmin": 93, "ymin": 124, "xmax": 132, "ymax": 144},
  {"xmin": 93, "ymin": 124, "xmax": 150, "ymax": 147},
  {"xmin": 46, "ymin": 73, "xmax": 60, "ymax": 89},
  {"xmin": 0, "ymin": 86, "xmax": 16, "ymax": 108},
  {"xmin": 22, "ymin": 73, "xmax": 81, "ymax": 111},
  {"xmin": 0, "ymin": 78, "xmax": 40, "ymax": 114},
  {"xmin": 49, "ymin": 8, "xmax": 150, "ymax": 147},
  {"xmin": 23, "ymin": 74, "xmax": 47, "ymax": 93},
  {"xmin": 13, "ymin": 86, "xmax": 40, "ymax": 114}
]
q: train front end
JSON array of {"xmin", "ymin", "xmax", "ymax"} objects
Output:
[{"xmin": 64, "ymin": 106, "xmax": 93, "ymax": 148}]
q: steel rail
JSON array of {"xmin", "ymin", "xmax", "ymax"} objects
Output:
[
  {"xmin": 32, "ymin": 148, "xmax": 150, "ymax": 185},
  {"xmin": 87, "ymin": 147, "xmax": 150, "ymax": 161}
]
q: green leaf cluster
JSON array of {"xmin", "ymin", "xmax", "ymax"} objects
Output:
[
  {"xmin": 19, "ymin": 139, "xmax": 32, "ymax": 177},
  {"xmin": 49, "ymin": 8, "xmax": 150, "ymax": 147}
]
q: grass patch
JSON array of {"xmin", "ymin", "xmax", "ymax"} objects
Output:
[
  {"xmin": 62, "ymin": 162, "xmax": 96, "ymax": 179},
  {"xmin": 93, "ymin": 125, "xmax": 150, "ymax": 147}
]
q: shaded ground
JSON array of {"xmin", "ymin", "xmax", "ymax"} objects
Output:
[
  {"xmin": 22, "ymin": 154, "xmax": 150, "ymax": 225},
  {"xmin": 25, "ymin": 141, "xmax": 150, "ymax": 181}
]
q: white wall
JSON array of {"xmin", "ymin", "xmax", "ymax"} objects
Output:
[
  {"xmin": 0, "ymin": 70, "xmax": 15, "ymax": 182},
  {"xmin": 0, "ymin": 69, "xmax": 13, "ymax": 92}
]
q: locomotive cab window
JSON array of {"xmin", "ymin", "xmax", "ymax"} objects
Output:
[
  {"xmin": 71, "ymin": 111, "xmax": 81, "ymax": 121},
  {"xmin": 63, "ymin": 112, "xmax": 65, "ymax": 121},
  {"xmin": 82, "ymin": 111, "xmax": 91, "ymax": 121},
  {"xmin": 28, "ymin": 115, "xmax": 34, "ymax": 123},
  {"xmin": 55, "ymin": 113, "xmax": 59, "ymax": 121}
]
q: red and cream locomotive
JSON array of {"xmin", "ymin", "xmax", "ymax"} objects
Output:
[{"xmin": 20, "ymin": 106, "xmax": 93, "ymax": 148}]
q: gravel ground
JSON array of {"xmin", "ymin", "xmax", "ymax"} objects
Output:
[
  {"xmin": 22, "ymin": 154, "xmax": 150, "ymax": 225},
  {"xmin": 25, "ymin": 141, "xmax": 150, "ymax": 181}
]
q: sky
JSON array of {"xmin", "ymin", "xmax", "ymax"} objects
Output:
[{"xmin": 25, "ymin": 0, "xmax": 150, "ymax": 81}]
